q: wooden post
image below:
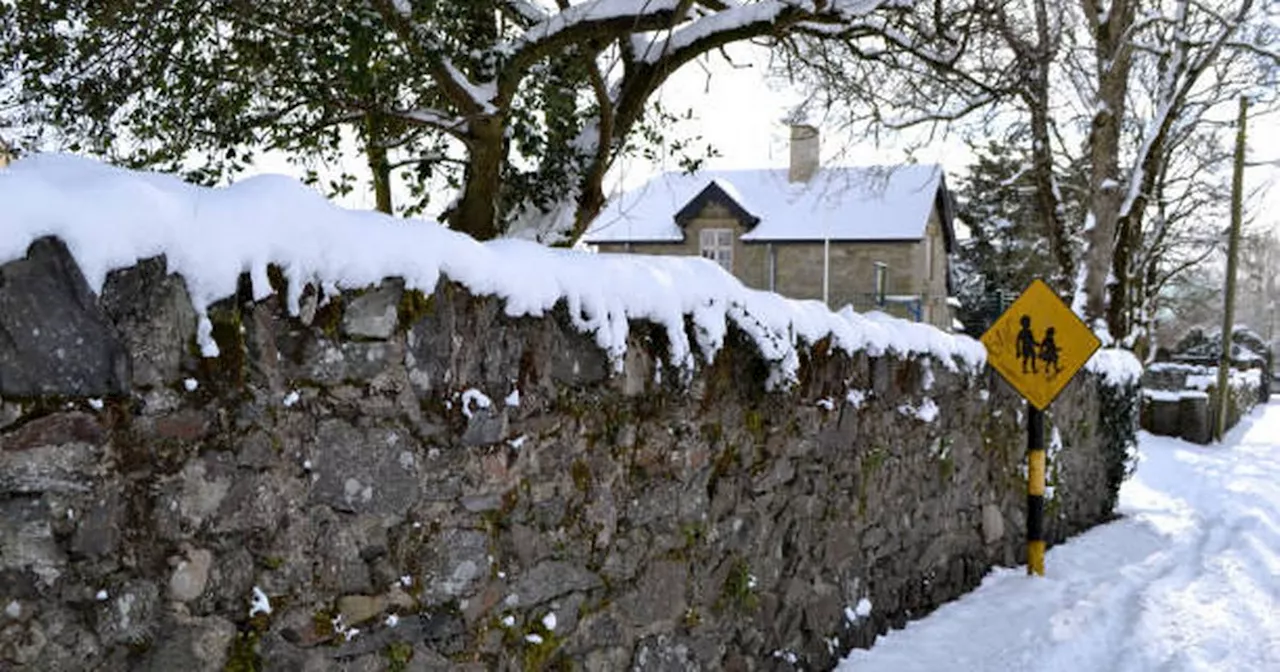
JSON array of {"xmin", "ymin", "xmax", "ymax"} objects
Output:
[{"xmin": 1215, "ymin": 96, "xmax": 1248, "ymax": 441}]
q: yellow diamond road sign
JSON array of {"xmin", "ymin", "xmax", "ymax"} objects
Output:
[{"xmin": 980, "ymin": 279, "xmax": 1101, "ymax": 410}]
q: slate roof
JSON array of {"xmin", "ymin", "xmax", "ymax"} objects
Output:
[{"xmin": 583, "ymin": 164, "xmax": 953, "ymax": 248}]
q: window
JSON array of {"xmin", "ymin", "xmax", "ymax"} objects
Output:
[
  {"xmin": 700, "ymin": 228, "xmax": 734, "ymax": 272},
  {"xmin": 874, "ymin": 262, "xmax": 888, "ymax": 305}
]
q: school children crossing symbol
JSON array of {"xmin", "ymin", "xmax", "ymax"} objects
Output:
[
  {"xmin": 981, "ymin": 279, "xmax": 1100, "ymax": 410},
  {"xmin": 981, "ymin": 279, "xmax": 1101, "ymax": 577}
]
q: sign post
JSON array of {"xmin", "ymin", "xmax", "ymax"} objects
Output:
[{"xmin": 981, "ymin": 279, "xmax": 1101, "ymax": 576}]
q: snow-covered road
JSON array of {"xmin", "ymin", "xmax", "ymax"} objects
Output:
[{"xmin": 840, "ymin": 399, "xmax": 1280, "ymax": 672}]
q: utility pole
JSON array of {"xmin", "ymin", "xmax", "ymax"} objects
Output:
[{"xmin": 1215, "ymin": 95, "xmax": 1248, "ymax": 441}]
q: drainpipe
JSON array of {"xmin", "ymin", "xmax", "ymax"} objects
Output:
[
  {"xmin": 767, "ymin": 243, "xmax": 776, "ymax": 292},
  {"xmin": 822, "ymin": 212, "xmax": 830, "ymax": 307}
]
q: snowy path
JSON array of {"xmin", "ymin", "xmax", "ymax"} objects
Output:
[{"xmin": 839, "ymin": 400, "xmax": 1280, "ymax": 672}]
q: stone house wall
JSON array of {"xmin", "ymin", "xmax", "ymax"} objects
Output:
[
  {"xmin": 597, "ymin": 204, "xmax": 952, "ymax": 329},
  {"xmin": 0, "ymin": 237, "xmax": 1132, "ymax": 671}
]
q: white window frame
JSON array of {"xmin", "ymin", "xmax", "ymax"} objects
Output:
[{"xmin": 699, "ymin": 228, "xmax": 734, "ymax": 272}]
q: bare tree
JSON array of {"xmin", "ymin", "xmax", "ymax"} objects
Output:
[{"xmin": 781, "ymin": 0, "xmax": 1277, "ymax": 346}]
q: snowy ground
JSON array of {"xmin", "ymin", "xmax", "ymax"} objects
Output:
[{"xmin": 840, "ymin": 399, "xmax": 1280, "ymax": 672}]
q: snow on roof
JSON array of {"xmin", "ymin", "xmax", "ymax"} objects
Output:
[
  {"xmin": 1, "ymin": 154, "xmax": 986, "ymax": 387},
  {"xmin": 583, "ymin": 164, "xmax": 945, "ymax": 244}
]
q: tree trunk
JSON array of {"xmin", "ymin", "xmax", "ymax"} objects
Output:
[
  {"xmin": 1027, "ymin": 0, "xmax": 1073, "ymax": 291},
  {"xmin": 1106, "ymin": 210, "xmax": 1136, "ymax": 339},
  {"xmin": 1027, "ymin": 97, "xmax": 1071, "ymax": 290},
  {"xmin": 365, "ymin": 112, "xmax": 393, "ymax": 215},
  {"xmin": 1080, "ymin": 0, "xmax": 1136, "ymax": 331},
  {"xmin": 451, "ymin": 115, "xmax": 504, "ymax": 241}
]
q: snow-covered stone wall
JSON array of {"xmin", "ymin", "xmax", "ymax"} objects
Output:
[
  {"xmin": 1141, "ymin": 362, "xmax": 1263, "ymax": 444},
  {"xmin": 0, "ymin": 236, "xmax": 1139, "ymax": 671}
]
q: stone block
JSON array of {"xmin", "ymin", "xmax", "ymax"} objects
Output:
[
  {"xmin": 168, "ymin": 547, "xmax": 214, "ymax": 603},
  {"xmin": 980, "ymin": 504, "xmax": 1005, "ymax": 545},
  {"xmin": 309, "ymin": 419, "xmax": 419, "ymax": 517},
  {"xmin": 100, "ymin": 255, "xmax": 197, "ymax": 388},
  {"xmin": 342, "ymin": 280, "xmax": 403, "ymax": 340},
  {"xmin": 0, "ymin": 237, "xmax": 130, "ymax": 397},
  {"xmin": 512, "ymin": 561, "xmax": 602, "ymax": 607}
]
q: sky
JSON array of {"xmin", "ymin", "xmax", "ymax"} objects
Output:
[{"xmin": 838, "ymin": 397, "xmax": 1280, "ymax": 672}]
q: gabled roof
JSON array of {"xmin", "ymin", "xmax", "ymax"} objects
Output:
[
  {"xmin": 584, "ymin": 164, "xmax": 953, "ymax": 248},
  {"xmin": 675, "ymin": 179, "xmax": 760, "ymax": 229}
]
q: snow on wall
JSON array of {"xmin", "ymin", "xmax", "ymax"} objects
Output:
[
  {"xmin": 0, "ymin": 155, "xmax": 992, "ymax": 389},
  {"xmin": 1, "ymin": 155, "xmax": 1137, "ymax": 389}
]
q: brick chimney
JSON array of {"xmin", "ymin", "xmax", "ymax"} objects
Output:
[{"xmin": 788, "ymin": 124, "xmax": 820, "ymax": 183}]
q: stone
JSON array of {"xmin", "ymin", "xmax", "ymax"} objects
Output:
[
  {"xmin": 0, "ymin": 619, "xmax": 48, "ymax": 665},
  {"xmin": 620, "ymin": 340, "xmax": 654, "ymax": 397},
  {"xmin": 342, "ymin": 281, "xmax": 403, "ymax": 340},
  {"xmin": 314, "ymin": 522, "xmax": 374, "ymax": 595},
  {"xmin": 632, "ymin": 633, "xmax": 698, "ymax": 672},
  {"xmin": 303, "ymin": 339, "xmax": 398, "ymax": 385},
  {"xmin": 0, "ymin": 499, "xmax": 65, "ymax": 587},
  {"xmin": 512, "ymin": 561, "xmax": 602, "ymax": 607},
  {"xmin": 337, "ymin": 594, "xmax": 387, "ymax": 625},
  {"xmin": 70, "ymin": 491, "xmax": 122, "ymax": 558},
  {"xmin": 309, "ymin": 419, "xmax": 419, "ymax": 518},
  {"xmin": 169, "ymin": 548, "xmax": 214, "ymax": 602},
  {"xmin": 617, "ymin": 561, "xmax": 686, "ymax": 628},
  {"xmin": 0, "ymin": 236, "xmax": 130, "ymax": 397},
  {"xmin": 235, "ymin": 430, "xmax": 278, "ymax": 469},
  {"xmin": 93, "ymin": 581, "xmax": 160, "ymax": 648},
  {"xmin": 136, "ymin": 614, "xmax": 234, "ymax": 672},
  {"xmin": 176, "ymin": 459, "xmax": 232, "ymax": 529},
  {"xmin": 419, "ymin": 529, "xmax": 488, "ymax": 605},
  {"xmin": 0, "ymin": 443, "xmax": 98, "ymax": 495},
  {"xmin": 981, "ymin": 504, "xmax": 1005, "ymax": 545},
  {"xmin": 0, "ymin": 398, "xmax": 23, "ymax": 430},
  {"xmin": 100, "ymin": 255, "xmax": 197, "ymax": 389},
  {"xmin": 460, "ymin": 406, "xmax": 507, "ymax": 446}
]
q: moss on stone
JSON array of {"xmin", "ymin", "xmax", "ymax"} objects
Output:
[
  {"xmin": 396, "ymin": 287, "xmax": 435, "ymax": 331},
  {"xmin": 717, "ymin": 557, "xmax": 759, "ymax": 613},
  {"xmin": 743, "ymin": 408, "xmax": 766, "ymax": 444},
  {"xmin": 383, "ymin": 640, "xmax": 414, "ymax": 672},
  {"xmin": 570, "ymin": 458, "xmax": 591, "ymax": 494},
  {"xmin": 311, "ymin": 293, "xmax": 344, "ymax": 339},
  {"xmin": 222, "ymin": 630, "xmax": 262, "ymax": 672},
  {"xmin": 205, "ymin": 301, "xmax": 247, "ymax": 389}
]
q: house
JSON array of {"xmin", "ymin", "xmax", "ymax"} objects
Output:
[{"xmin": 583, "ymin": 125, "xmax": 959, "ymax": 329}]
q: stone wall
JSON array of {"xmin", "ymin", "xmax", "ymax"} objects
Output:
[
  {"xmin": 1140, "ymin": 363, "xmax": 1263, "ymax": 444},
  {"xmin": 1, "ymin": 237, "xmax": 1132, "ymax": 671}
]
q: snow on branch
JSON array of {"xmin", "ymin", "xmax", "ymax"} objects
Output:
[
  {"xmin": 442, "ymin": 60, "xmax": 498, "ymax": 113},
  {"xmin": 638, "ymin": 0, "xmax": 891, "ymax": 63},
  {"xmin": 394, "ymin": 108, "xmax": 468, "ymax": 134},
  {"xmin": 501, "ymin": 0, "xmax": 552, "ymax": 25},
  {"xmin": 518, "ymin": 0, "xmax": 685, "ymax": 49}
]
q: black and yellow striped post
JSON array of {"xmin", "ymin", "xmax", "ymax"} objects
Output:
[{"xmin": 1026, "ymin": 406, "xmax": 1046, "ymax": 576}]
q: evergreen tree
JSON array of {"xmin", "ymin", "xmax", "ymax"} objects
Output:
[{"xmin": 952, "ymin": 142, "xmax": 1073, "ymax": 333}]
